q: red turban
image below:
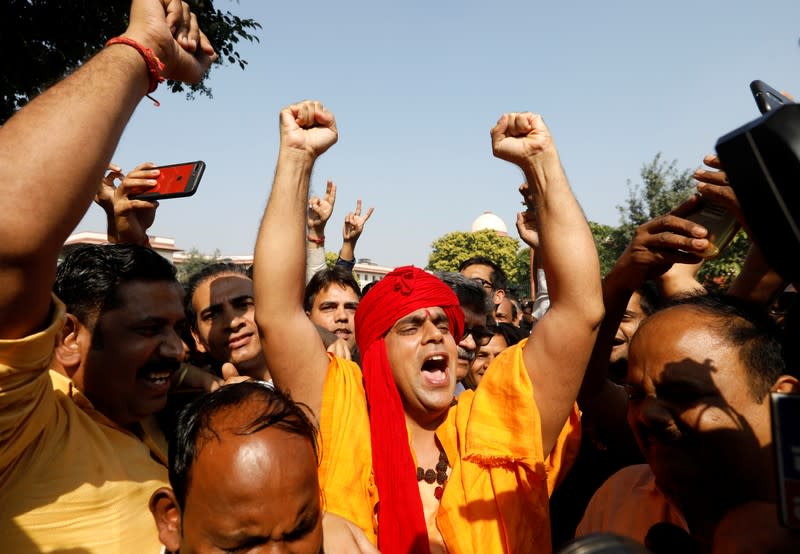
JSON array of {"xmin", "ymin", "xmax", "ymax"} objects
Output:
[{"xmin": 354, "ymin": 266, "xmax": 464, "ymax": 554}]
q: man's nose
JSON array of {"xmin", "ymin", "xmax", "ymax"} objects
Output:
[
  {"xmin": 161, "ymin": 327, "xmax": 185, "ymax": 360},
  {"xmin": 334, "ymin": 305, "xmax": 349, "ymax": 322}
]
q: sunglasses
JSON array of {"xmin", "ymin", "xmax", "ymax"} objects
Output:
[
  {"xmin": 461, "ymin": 326, "xmax": 494, "ymax": 347},
  {"xmin": 471, "ymin": 277, "xmax": 494, "ymax": 292}
]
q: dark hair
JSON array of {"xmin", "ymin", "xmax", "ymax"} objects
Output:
[
  {"xmin": 458, "ymin": 256, "xmax": 508, "ymax": 292},
  {"xmin": 435, "ymin": 271, "xmax": 492, "ymax": 317},
  {"xmin": 304, "ymin": 266, "xmax": 362, "ymax": 312},
  {"xmin": 635, "ymin": 282, "xmax": 661, "ymax": 316},
  {"xmin": 492, "ymin": 322, "xmax": 528, "ymax": 347},
  {"xmin": 54, "ymin": 244, "xmax": 177, "ymax": 326},
  {"xmin": 502, "ymin": 297, "xmax": 519, "ymax": 322},
  {"xmin": 169, "ymin": 381, "xmax": 318, "ymax": 510},
  {"xmin": 652, "ymin": 294, "xmax": 786, "ymax": 400},
  {"xmin": 183, "ymin": 262, "xmax": 252, "ymax": 330}
]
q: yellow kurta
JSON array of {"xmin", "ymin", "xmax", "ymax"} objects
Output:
[
  {"xmin": 0, "ymin": 298, "xmax": 168, "ymax": 553},
  {"xmin": 318, "ymin": 338, "xmax": 580, "ymax": 553}
]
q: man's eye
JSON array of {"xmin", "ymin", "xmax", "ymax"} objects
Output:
[
  {"xmin": 436, "ymin": 322, "xmax": 450, "ymax": 333},
  {"xmin": 201, "ymin": 312, "xmax": 218, "ymax": 321},
  {"xmin": 136, "ymin": 326, "xmax": 160, "ymax": 337},
  {"xmin": 398, "ymin": 325, "xmax": 419, "ymax": 335}
]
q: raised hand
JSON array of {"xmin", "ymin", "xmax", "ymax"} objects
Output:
[
  {"xmin": 612, "ymin": 196, "xmax": 709, "ymax": 290},
  {"xmin": 123, "ymin": 0, "xmax": 217, "ymax": 84},
  {"xmin": 279, "ymin": 100, "xmax": 338, "ymax": 159},
  {"xmin": 95, "ymin": 163, "xmax": 124, "ymax": 212},
  {"xmin": 491, "ymin": 112, "xmax": 555, "ymax": 166},
  {"xmin": 516, "ymin": 182, "xmax": 540, "ymax": 248},
  {"xmin": 516, "ymin": 210, "xmax": 540, "ymax": 249},
  {"xmin": 308, "ymin": 180, "xmax": 337, "ymax": 234},
  {"xmin": 693, "ymin": 154, "xmax": 746, "ymax": 229},
  {"xmin": 343, "ymin": 199, "xmax": 374, "ymax": 242}
]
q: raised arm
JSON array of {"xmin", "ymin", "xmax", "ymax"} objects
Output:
[
  {"xmin": 516, "ymin": 185, "xmax": 550, "ymax": 321},
  {"xmin": 491, "ymin": 112, "xmax": 604, "ymax": 457},
  {"xmin": 578, "ymin": 200, "xmax": 709, "ymax": 444},
  {"xmin": 254, "ymin": 101, "xmax": 338, "ymax": 418},
  {"xmin": 338, "ymin": 199, "xmax": 374, "ymax": 268},
  {"xmin": 305, "ymin": 179, "xmax": 336, "ymax": 283},
  {"xmin": 0, "ymin": 0, "xmax": 214, "ymax": 339}
]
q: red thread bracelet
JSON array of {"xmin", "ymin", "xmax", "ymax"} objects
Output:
[
  {"xmin": 307, "ymin": 235, "xmax": 325, "ymax": 246},
  {"xmin": 105, "ymin": 36, "xmax": 165, "ymax": 106}
]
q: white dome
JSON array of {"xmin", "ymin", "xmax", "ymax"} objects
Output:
[{"xmin": 471, "ymin": 211, "xmax": 508, "ymax": 234}]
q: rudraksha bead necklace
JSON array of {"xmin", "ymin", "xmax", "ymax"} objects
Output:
[{"xmin": 416, "ymin": 448, "xmax": 449, "ymax": 500}]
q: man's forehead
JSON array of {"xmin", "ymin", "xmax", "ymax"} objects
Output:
[
  {"xmin": 394, "ymin": 306, "xmax": 447, "ymax": 324},
  {"xmin": 202, "ymin": 274, "xmax": 254, "ymax": 304},
  {"xmin": 629, "ymin": 307, "xmax": 731, "ymax": 372},
  {"xmin": 461, "ymin": 264, "xmax": 493, "ymax": 280},
  {"xmin": 112, "ymin": 279, "xmax": 185, "ymax": 317},
  {"xmin": 317, "ymin": 282, "xmax": 359, "ymax": 301}
]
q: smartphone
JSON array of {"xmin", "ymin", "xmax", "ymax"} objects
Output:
[
  {"xmin": 751, "ymin": 80, "xmax": 793, "ymax": 115},
  {"xmin": 133, "ymin": 161, "xmax": 205, "ymax": 200},
  {"xmin": 771, "ymin": 392, "xmax": 800, "ymax": 529},
  {"xmin": 682, "ymin": 196, "xmax": 740, "ymax": 258}
]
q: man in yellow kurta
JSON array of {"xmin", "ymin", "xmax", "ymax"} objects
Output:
[
  {"xmin": 255, "ymin": 100, "xmax": 603, "ymax": 552},
  {"xmin": 0, "ymin": 1, "xmax": 216, "ymax": 551}
]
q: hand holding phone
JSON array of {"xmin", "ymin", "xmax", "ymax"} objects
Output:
[{"xmin": 132, "ymin": 160, "xmax": 205, "ymax": 200}]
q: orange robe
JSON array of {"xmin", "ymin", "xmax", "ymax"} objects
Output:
[
  {"xmin": 318, "ymin": 338, "xmax": 580, "ymax": 552},
  {"xmin": 576, "ymin": 464, "xmax": 687, "ymax": 543}
]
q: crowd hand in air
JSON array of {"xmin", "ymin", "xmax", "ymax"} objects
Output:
[{"xmin": 95, "ymin": 162, "xmax": 161, "ymax": 245}]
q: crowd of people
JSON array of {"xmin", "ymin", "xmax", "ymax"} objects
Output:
[{"xmin": 1, "ymin": 1, "xmax": 799, "ymax": 553}]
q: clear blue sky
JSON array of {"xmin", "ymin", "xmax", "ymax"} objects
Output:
[{"xmin": 76, "ymin": 0, "xmax": 800, "ymax": 268}]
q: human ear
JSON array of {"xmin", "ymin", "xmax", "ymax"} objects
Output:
[
  {"xmin": 190, "ymin": 328, "xmax": 208, "ymax": 354},
  {"xmin": 149, "ymin": 487, "xmax": 182, "ymax": 553},
  {"xmin": 772, "ymin": 375, "xmax": 800, "ymax": 394},
  {"xmin": 54, "ymin": 314, "xmax": 84, "ymax": 376}
]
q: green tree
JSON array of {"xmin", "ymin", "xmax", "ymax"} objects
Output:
[
  {"xmin": 427, "ymin": 229, "xmax": 521, "ymax": 284},
  {"xmin": 609, "ymin": 153, "xmax": 749, "ymax": 287},
  {"xmin": 588, "ymin": 221, "xmax": 620, "ymax": 277},
  {"xmin": 0, "ymin": 0, "xmax": 261, "ymax": 123},
  {"xmin": 325, "ymin": 251, "xmax": 338, "ymax": 268},
  {"xmin": 514, "ymin": 246, "xmax": 532, "ymax": 298},
  {"xmin": 175, "ymin": 247, "xmax": 220, "ymax": 284}
]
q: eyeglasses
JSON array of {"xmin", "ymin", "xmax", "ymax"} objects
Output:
[
  {"xmin": 462, "ymin": 326, "xmax": 494, "ymax": 347},
  {"xmin": 471, "ymin": 277, "xmax": 494, "ymax": 292}
]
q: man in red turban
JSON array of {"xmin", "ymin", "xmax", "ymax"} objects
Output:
[{"xmin": 254, "ymin": 100, "xmax": 604, "ymax": 553}]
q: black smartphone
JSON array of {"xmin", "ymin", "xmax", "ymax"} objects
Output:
[
  {"xmin": 751, "ymin": 80, "xmax": 793, "ymax": 114},
  {"xmin": 133, "ymin": 160, "xmax": 205, "ymax": 200},
  {"xmin": 770, "ymin": 392, "xmax": 800, "ymax": 528}
]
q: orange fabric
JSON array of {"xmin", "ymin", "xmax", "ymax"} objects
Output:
[
  {"xmin": 0, "ymin": 297, "xmax": 168, "ymax": 552},
  {"xmin": 576, "ymin": 464, "xmax": 688, "ymax": 543},
  {"xmin": 318, "ymin": 339, "xmax": 581, "ymax": 553}
]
